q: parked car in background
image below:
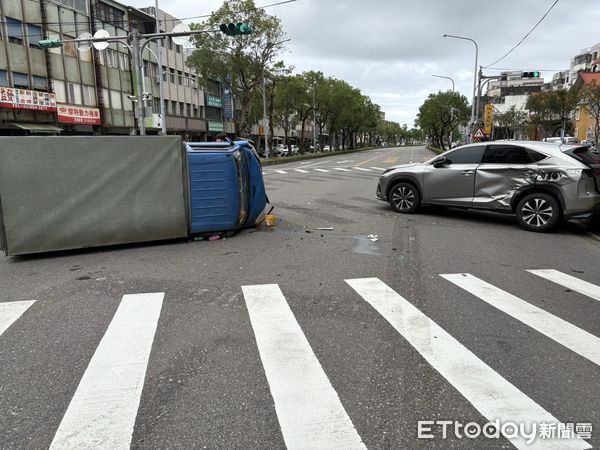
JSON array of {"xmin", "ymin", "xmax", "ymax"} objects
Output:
[
  {"xmin": 376, "ymin": 141, "xmax": 600, "ymax": 232},
  {"xmin": 322, "ymin": 145, "xmax": 332, "ymax": 152},
  {"xmin": 545, "ymin": 136, "xmax": 580, "ymax": 145}
]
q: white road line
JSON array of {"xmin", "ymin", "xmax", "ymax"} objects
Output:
[
  {"xmin": 275, "ymin": 170, "xmax": 288, "ymax": 174},
  {"xmin": 242, "ymin": 284, "xmax": 366, "ymax": 450},
  {"xmin": 333, "ymin": 168, "xmax": 351, "ymax": 172},
  {"xmin": 353, "ymin": 167, "xmax": 372, "ymax": 172},
  {"xmin": 441, "ymin": 273, "xmax": 600, "ymax": 366},
  {"xmin": 0, "ymin": 300, "xmax": 35, "ymax": 336},
  {"xmin": 528, "ymin": 269, "xmax": 600, "ymax": 302},
  {"xmin": 346, "ymin": 277, "xmax": 590, "ymax": 450},
  {"xmin": 294, "ymin": 169, "xmax": 309, "ymax": 173},
  {"xmin": 50, "ymin": 293, "xmax": 164, "ymax": 450},
  {"xmin": 314, "ymin": 168, "xmax": 330, "ymax": 173},
  {"xmin": 370, "ymin": 167, "xmax": 385, "ymax": 171}
]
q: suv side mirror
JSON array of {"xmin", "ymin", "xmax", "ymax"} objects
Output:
[{"xmin": 432, "ymin": 156, "xmax": 449, "ymax": 168}]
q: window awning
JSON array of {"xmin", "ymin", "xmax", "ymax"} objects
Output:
[{"xmin": 13, "ymin": 123, "xmax": 62, "ymax": 133}]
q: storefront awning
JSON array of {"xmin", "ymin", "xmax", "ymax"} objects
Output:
[{"xmin": 13, "ymin": 123, "xmax": 62, "ymax": 133}]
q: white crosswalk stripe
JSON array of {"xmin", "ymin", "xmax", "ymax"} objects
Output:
[
  {"xmin": 294, "ymin": 169, "xmax": 309, "ymax": 173},
  {"xmin": 0, "ymin": 300, "xmax": 35, "ymax": 336},
  {"xmin": 275, "ymin": 170, "xmax": 288, "ymax": 174},
  {"xmin": 528, "ymin": 269, "xmax": 600, "ymax": 302},
  {"xmin": 50, "ymin": 293, "xmax": 164, "ymax": 449},
  {"xmin": 441, "ymin": 273, "xmax": 600, "ymax": 366},
  {"xmin": 242, "ymin": 284, "xmax": 366, "ymax": 449},
  {"xmin": 4, "ymin": 268, "xmax": 599, "ymax": 448},
  {"xmin": 314, "ymin": 168, "xmax": 330, "ymax": 173},
  {"xmin": 346, "ymin": 277, "xmax": 591, "ymax": 450},
  {"xmin": 370, "ymin": 166, "xmax": 385, "ymax": 171},
  {"xmin": 333, "ymin": 167, "xmax": 351, "ymax": 172},
  {"xmin": 353, "ymin": 167, "xmax": 372, "ymax": 172}
]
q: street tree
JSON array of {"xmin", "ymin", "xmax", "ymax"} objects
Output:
[
  {"xmin": 187, "ymin": 0, "xmax": 286, "ymax": 136},
  {"xmin": 273, "ymin": 75, "xmax": 302, "ymax": 151},
  {"xmin": 415, "ymin": 91, "xmax": 469, "ymax": 150},
  {"xmin": 494, "ymin": 106, "xmax": 528, "ymax": 139},
  {"xmin": 579, "ymin": 80, "xmax": 600, "ymax": 143}
]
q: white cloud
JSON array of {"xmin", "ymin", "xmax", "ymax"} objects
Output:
[{"xmin": 125, "ymin": 0, "xmax": 600, "ymax": 126}]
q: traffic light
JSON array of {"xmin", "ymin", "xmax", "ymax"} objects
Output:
[
  {"xmin": 219, "ymin": 22, "xmax": 252, "ymax": 36},
  {"xmin": 38, "ymin": 39, "xmax": 63, "ymax": 49},
  {"xmin": 522, "ymin": 71, "xmax": 541, "ymax": 78}
]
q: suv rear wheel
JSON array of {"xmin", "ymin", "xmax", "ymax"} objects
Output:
[
  {"xmin": 389, "ymin": 182, "xmax": 420, "ymax": 213},
  {"xmin": 516, "ymin": 192, "xmax": 561, "ymax": 232}
]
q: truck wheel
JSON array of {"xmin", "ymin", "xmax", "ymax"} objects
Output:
[
  {"xmin": 389, "ymin": 182, "xmax": 420, "ymax": 213},
  {"xmin": 516, "ymin": 193, "xmax": 560, "ymax": 232}
]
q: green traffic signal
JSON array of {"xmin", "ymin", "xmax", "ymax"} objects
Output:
[
  {"xmin": 38, "ymin": 39, "xmax": 63, "ymax": 49},
  {"xmin": 219, "ymin": 22, "xmax": 252, "ymax": 36},
  {"xmin": 522, "ymin": 71, "xmax": 541, "ymax": 78}
]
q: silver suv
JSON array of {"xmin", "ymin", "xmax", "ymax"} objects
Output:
[{"xmin": 376, "ymin": 141, "xmax": 600, "ymax": 232}]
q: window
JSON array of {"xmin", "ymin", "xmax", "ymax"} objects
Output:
[
  {"xmin": 119, "ymin": 52, "xmax": 129, "ymax": 71},
  {"xmin": 481, "ymin": 145, "xmax": 533, "ymax": 164},
  {"xmin": 0, "ymin": 70, "xmax": 8, "ymax": 87},
  {"xmin": 445, "ymin": 145, "xmax": 485, "ymax": 164},
  {"xmin": 27, "ymin": 24, "xmax": 42, "ymax": 48},
  {"xmin": 110, "ymin": 90, "xmax": 122, "ymax": 109},
  {"xmin": 12, "ymin": 72, "xmax": 29, "ymax": 89},
  {"xmin": 179, "ymin": 103, "xmax": 184, "ymax": 116},
  {"xmin": 83, "ymin": 85, "xmax": 96, "ymax": 106},
  {"xmin": 176, "ymin": 44, "xmax": 181, "ymax": 54},
  {"xmin": 169, "ymin": 69, "xmax": 176, "ymax": 84},
  {"xmin": 178, "ymin": 71, "xmax": 183, "ymax": 86},
  {"xmin": 67, "ymin": 82, "xmax": 82, "ymax": 104},
  {"xmin": 54, "ymin": 81, "xmax": 66, "ymax": 103},
  {"xmin": 6, "ymin": 18, "xmax": 23, "ymax": 45},
  {"xmin": 170, "ymin": 101, "xmax": 177, "ymax": 115},
  {"xmin": 32, "ymin": 76, "xmax": 48, "ymax": 90},
  {"xmin": 529, "ymin": 150, "xmax": 548, "ymax": 162}
]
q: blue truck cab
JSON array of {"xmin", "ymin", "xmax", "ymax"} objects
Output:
[{"xmin": 185, "ymin": 140, "xmax": 267, "ymax": 234}]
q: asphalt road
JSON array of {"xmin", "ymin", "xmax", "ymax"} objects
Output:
[{"xmin": 1, "ymin": 146, "xmax": 599, "ymax": 449}]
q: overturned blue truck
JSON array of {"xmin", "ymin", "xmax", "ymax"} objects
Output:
[{"xmin": 0, "ymin": 136, "xmax": 268, "ymax": 256}]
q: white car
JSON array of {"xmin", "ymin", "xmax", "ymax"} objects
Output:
[{"xmin": 322, "ymin": 145, "xmax": 332, "ymax": 152}]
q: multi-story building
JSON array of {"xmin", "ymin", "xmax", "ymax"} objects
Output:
[
  {"xmin": 572, "ymin": 72, "xmax": 600, "ymax": 143},
  {"xmin": 569, "ymin": 43, "xmax": 600, "ymax": 85},
  {"xmin": 0, "ymin": 0, "xmax": 100, "ymax": 135},
  {"xmin": 0, "ymin": 0, "xmax": 226, "ymax": 139},
  {"xmin": 486, "ymin": 70, "xmax": 544, "ymax": 114}
]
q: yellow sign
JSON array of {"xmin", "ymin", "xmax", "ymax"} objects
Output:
[{"xmin": 484, "ymin": 104, "xmax": 494, "ymax": 135}]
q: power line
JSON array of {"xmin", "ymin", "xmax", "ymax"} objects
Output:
[
  {"xmin": 486, "ymin": 67, "xmax": 567, "ymax": 72},
  {"xmin": 0, "ymin": 0, "xmax": 298, "ymax": 28},
  {"xmin": 483, "ymin": 0, "xmax": 559, "ymax": 68}
]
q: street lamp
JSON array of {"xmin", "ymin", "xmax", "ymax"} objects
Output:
[
  {"xmin": 443, "ymin": 34, "xmax": 478, "ymax": 140},
  {"xmin": 432, "ymin": 74, "xmax": 455, "ymax": 91}
]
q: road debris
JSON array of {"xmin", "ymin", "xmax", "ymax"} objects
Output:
[
  {"xmin": 316, "ymin": 227, "xmax": 334, "ymax": 231},
  {"xmin": 367, "ymin": 234, "xmax": 379, "ymax": 242}
]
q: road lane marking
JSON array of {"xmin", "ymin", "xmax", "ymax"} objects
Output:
[
  {"xmin": 353, "ymin": 167, "xmax": 372, "ymax": 172},
  {"xmin": 242, "ymin": 284, "xmax": 366, "ymax": 450},
  {"xmin": 314, "ymin": 168, "xmax": 330, "ymax": 173},
  {"xmin": 441, "ymin": 274, "xmax": 600, "ymax": 366},
  {"xmin": 0, "ymin": 300, "xmax": 35, "ymax": 336},
  {"xmin": 275, "ymin": 170, "xmax": 288, "ymax": 174},
  {"xmin": 383, "ymin": 158, "xmax": 398, "ymax": 164},
  {"xmin": 528, "ymin": 270, "xmax": 600, "ymax": 302},
  {"xmin": 50, "ymin": 293, "xmax": 164, "ymax": 450},
  {"xmin": 346, "ymin": 277, "xmax": 591, "ymax": 450},
  {"xmin": 333, "ymin": 168, "xmax": 351, "ymax": 172},
  {"xmin": 294, "ymin": 169, "xmax": 309, "ymax": 173},
  {"xmin": 370, "ymin": 167, "xmax": 385, "ymax": 171}
]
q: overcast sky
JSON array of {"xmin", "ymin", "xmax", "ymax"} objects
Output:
[{"xmin": 124, "ymin": 0, "xmax": 600, "ymax": 127}]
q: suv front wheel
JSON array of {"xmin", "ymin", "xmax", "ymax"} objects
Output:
[
  {"xmin": 516, "ymin": 192, "xmax": 561, "ymax": 232},
  {"xmin": 389, "ymin": 182, "xmax": 420, "ymax": 213}
]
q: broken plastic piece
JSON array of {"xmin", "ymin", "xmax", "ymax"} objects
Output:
[
  {"xmin": 208, "ymin": 235, "xmax": 221, "ymax": 241},
  {"xmin": 316, "ymin": 227, "xmax": 334, "ymax": 231},
  {"xmin": 367, "ymin": 234, "xmax": 379, "ymax": 242}
]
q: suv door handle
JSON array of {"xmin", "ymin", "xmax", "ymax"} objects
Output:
[{"xmin": 462, "ymin": 170, "xmax": 474, "ymax": 176}]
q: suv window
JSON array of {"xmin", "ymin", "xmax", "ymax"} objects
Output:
[
  {"xmin": 529, "ymin": 150, "xmax": 548, "ymax": 162},
  {"xmin": 445, "ymin": 145, "xmax": 485, "ymax": 164},
  {"xmin": 564, "ymin": 146, "xmax": 600, "ymax": 165},
  {"xmin": 481, "ymin": 145, "xmax": 533, "ymax": 164}
]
